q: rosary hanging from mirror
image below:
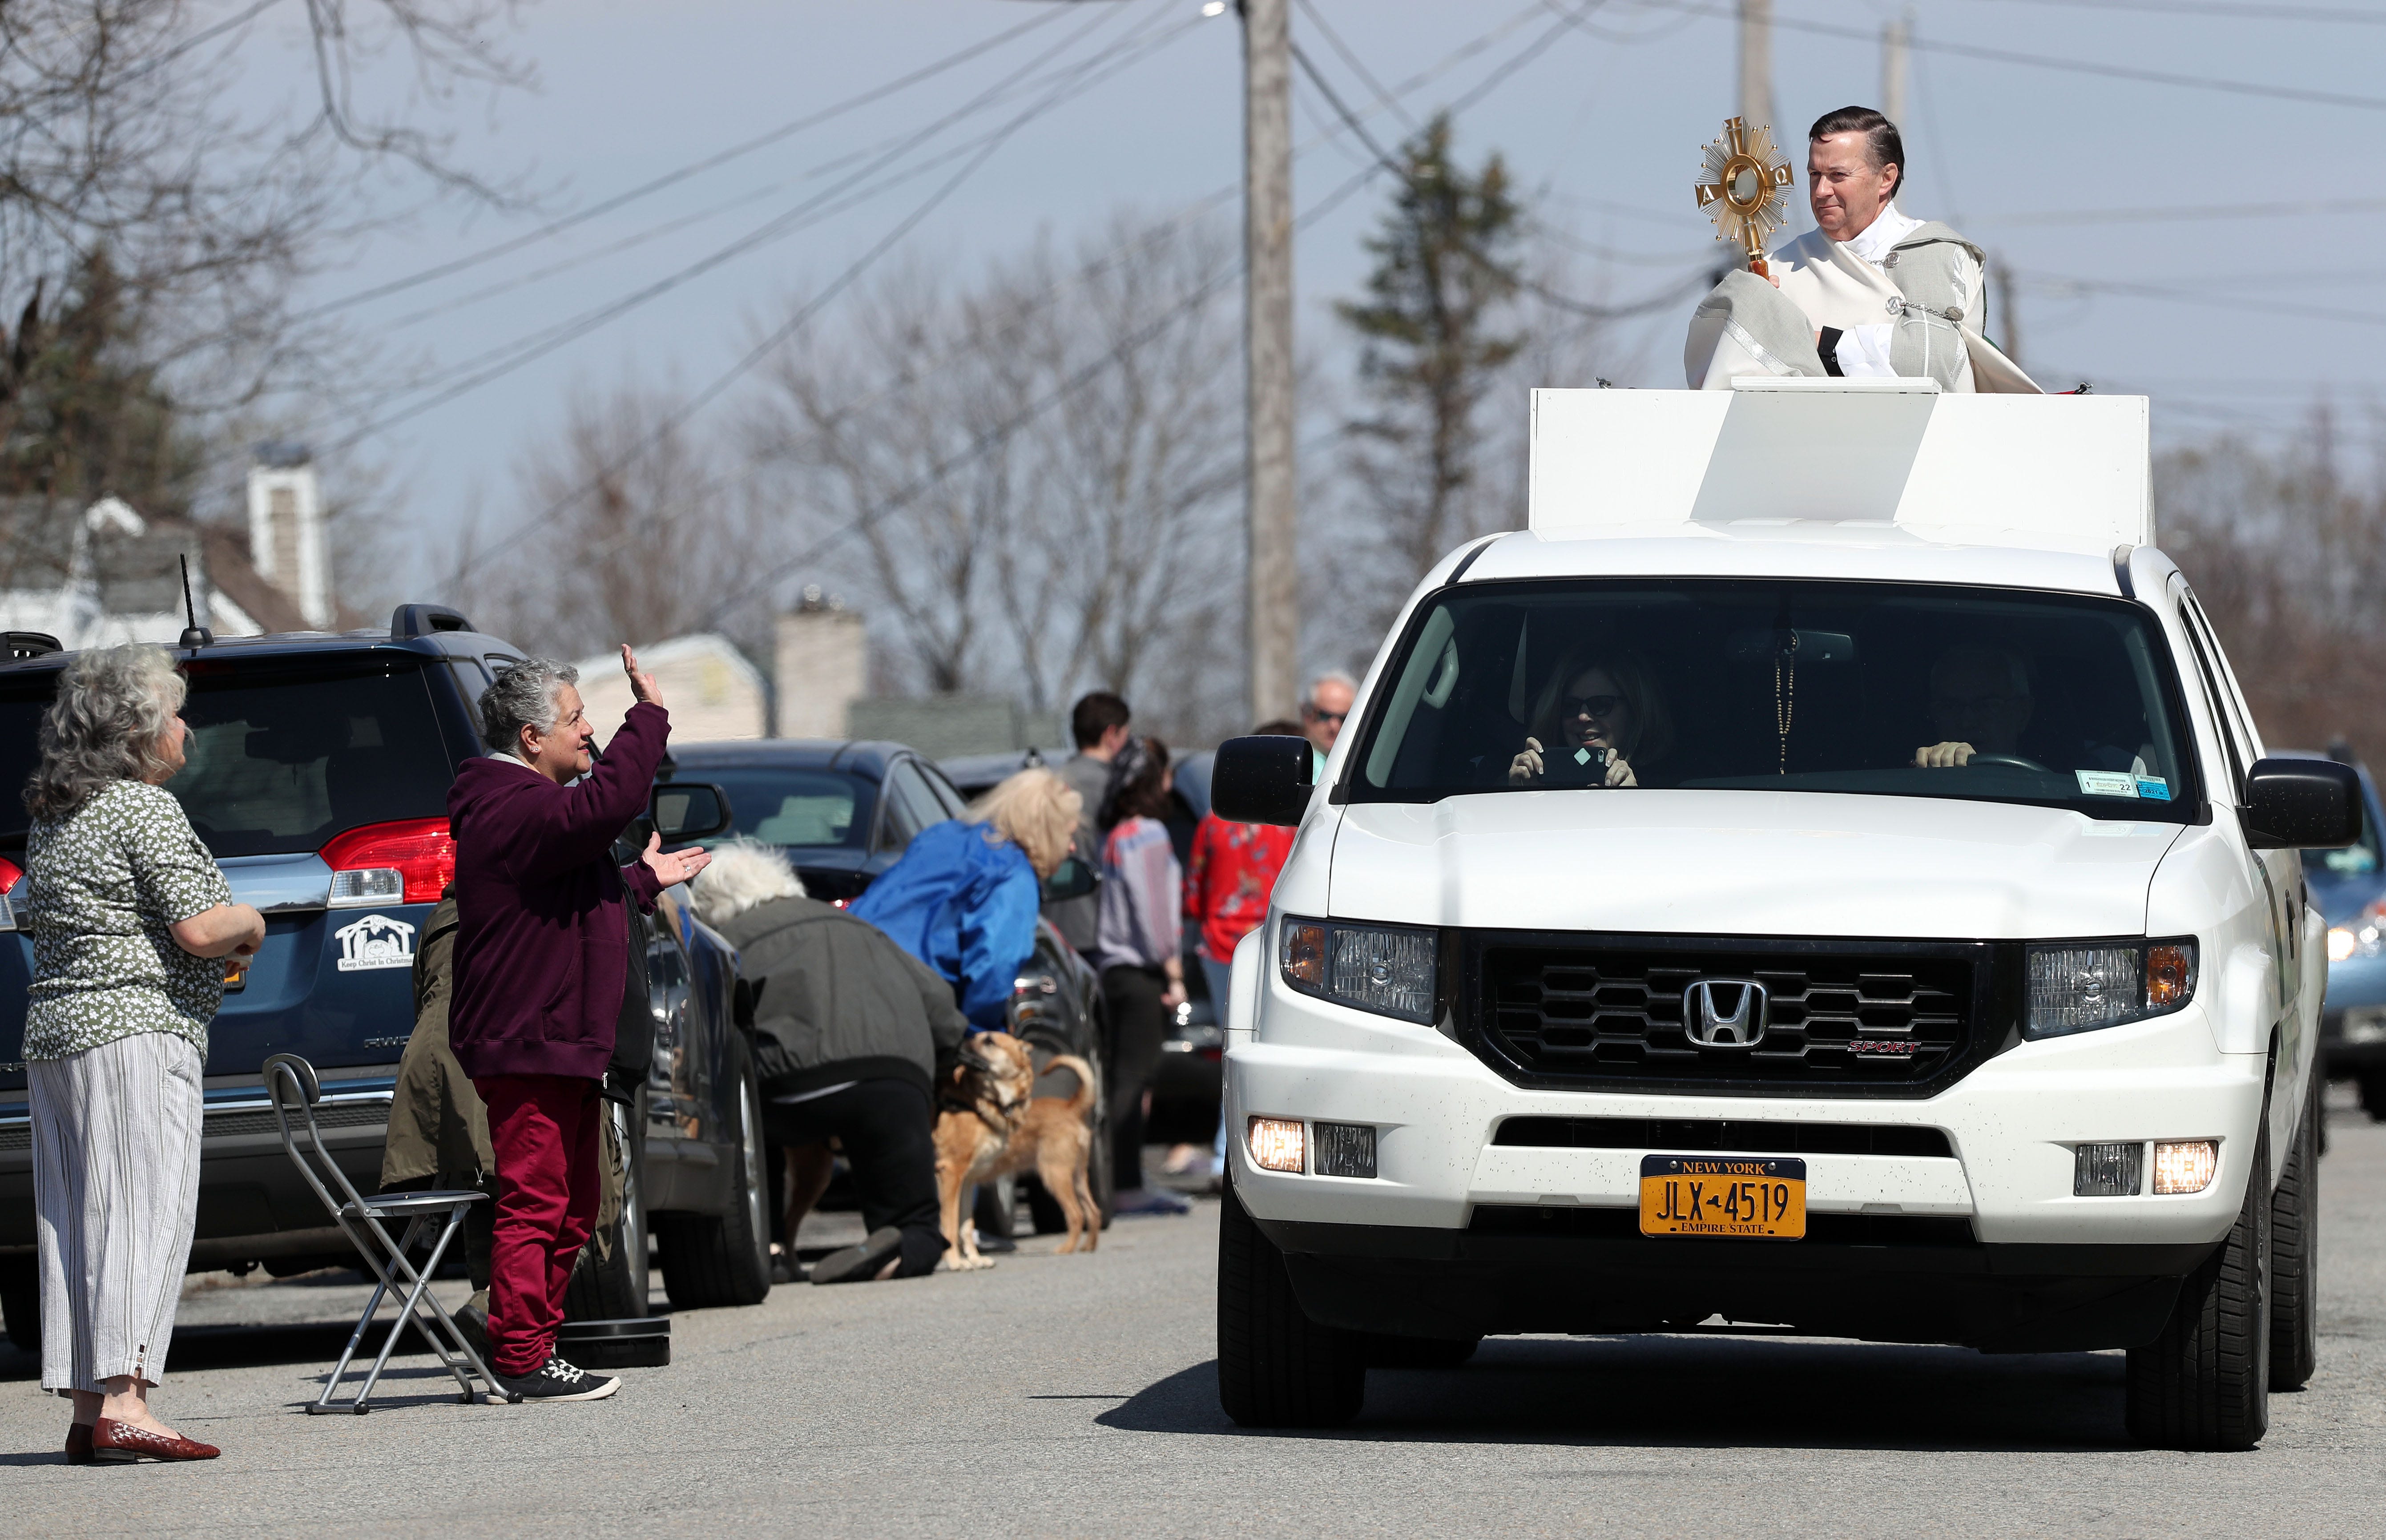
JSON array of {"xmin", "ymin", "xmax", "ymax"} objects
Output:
[
  {"xmin": 1773, "ymin": 629, "xmax": 1799, "ymax": 775},
  {"xmin": 1696, "ymin": 117, "xmax": 1796, "ymax": 279}
]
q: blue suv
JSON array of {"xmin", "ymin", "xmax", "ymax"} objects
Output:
[
  {"xmin": 2300, "ymin": 747, "xmax": 2386, "ymax": 1119},
  {"xmin": 0, "ymin": 607, "xmax": 770, "ymax": 1345}
]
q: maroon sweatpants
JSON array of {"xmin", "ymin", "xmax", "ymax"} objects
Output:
[{"xmin": 474, "ymin": 1075, "xmax": 602, "ymax": 1378}]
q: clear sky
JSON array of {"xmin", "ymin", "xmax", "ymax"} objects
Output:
[{"xmin": 238, "ymin": 0, "xmax": 2386, "ymax": 597}]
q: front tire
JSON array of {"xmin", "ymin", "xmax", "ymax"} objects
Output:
[
  {"xmin": 2269, "ymin": 1072, "xmax": 2320, "ymax": 1391},
  {"xmin": 1216, "ymin": 1181, "xmax": 1364, "ymax": 1428},
  {"xmin": 2126, "ymin": 1123, "xmax": 2270, "ymax": 1450},
  {"xmin": 654, "ymin": 1036, "xmax": 773, "ymax": 1310}
]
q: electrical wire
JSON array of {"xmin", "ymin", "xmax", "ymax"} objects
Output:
[
  {"xmin": 1948, "ymin": 0, "xmax": 2386, "ymax": 24},
  {"xmin": 452, "ymin": 5, "xmax": 1205, "ymax": 564},
  {"xmin": 1642, "ymin": 0, "xmax": 2386, "ymax": 114},
  {"xmin": 1977, "ymin": 196, "xmax": 2386, "ymax": 226},
  {"xmin": 294, "ymin": 0, "xmax": 1076, "ymax": 321},
  {"xmin": 1288, "ymin": 34, "xmax": 1709, "ymax": 320},
  {"xmin": 322, "ymin": 2, "xmax": 1190, "ymax": 453}
]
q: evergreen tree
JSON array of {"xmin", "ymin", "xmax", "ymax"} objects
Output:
[{"xmin": 1336, "ymin": 113, "xmax": 1524, "ymax": 588}]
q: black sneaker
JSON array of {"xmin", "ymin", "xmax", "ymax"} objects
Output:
[
  {"xmin": 810, "ymin": 1225, "xmax": 905, "ymax": 1284},
  {"xmin": 501, "ymin": 1355, "xmax": 620, "ymax": 1402}
]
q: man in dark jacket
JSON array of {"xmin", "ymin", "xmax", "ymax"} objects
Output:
[
  {"xmin": 692, "ymin": 841, "xmax": 966, "ymax": 1284},
  {"xmin": 447, "ymin": 647, "xmax": 709, "ymax": 1401}
]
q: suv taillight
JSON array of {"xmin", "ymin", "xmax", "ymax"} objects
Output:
[
  {"xmin": 0, "ymin": 855, "xmax": 20, "ymax": 933},
  {"xmin": 322, "ymin": 818, "xmax": 455, "ymax": 907}
]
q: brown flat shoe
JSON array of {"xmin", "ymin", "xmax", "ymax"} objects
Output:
[
  {"xmin": 92, "ymin": 1416, "xmax": 219, "ymax": 1462},
  {"xmin": 65, "ymin": 1422, "xmax": 94, "ymax": 1465}
]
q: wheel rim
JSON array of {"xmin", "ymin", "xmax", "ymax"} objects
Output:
[
  {"xmin": 739, "ymin": 1070, "xmax": 768, "ymax": 1264},
  {"xmin": 617, "ymin": 1101, "xmax": 647, "ymax": 1307}
]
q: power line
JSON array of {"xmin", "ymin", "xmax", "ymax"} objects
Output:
[
  {"xmin": 1287, "ymin": 33, "xmax": 1709, "ymax": 321},
  {"xmin": 458, "ymin": 6, "xmax": 1206, "ymax": 566},
  {"xmin": 1951, "ymin": 0, "xmax": 2386, "ymax": 24},
  {"xmin": 1977, "ymin": 195, "xmax": 2386, "ymax": 226},
  {"xmin": 322, "ymin": 3, "xmax": 1189, "ymax": 453},
  {"xmin": 2022, "ymin": 272, "xmax": 2386, "ymax": 329},
  {"xmin": 1644, "ymin": 0, "xmax": 2386, "ymax": 114},
  {"xmin": 294, "ymin": 1, "xmax": 1074, "ymax": 322}
]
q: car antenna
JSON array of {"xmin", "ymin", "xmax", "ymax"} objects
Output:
[{"xmin": 177, "ymin": 552, "xmax": 213, "ymax": 653}]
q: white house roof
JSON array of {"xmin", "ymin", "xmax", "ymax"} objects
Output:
[{"xmin": 1528, "ymin": 380, "xmax": 2153, "ymax": 559}]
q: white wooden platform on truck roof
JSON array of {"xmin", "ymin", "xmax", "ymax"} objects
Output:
[{"xmin": 1528, "ymin": 379, "xmax": 2152, "ymax": 556}]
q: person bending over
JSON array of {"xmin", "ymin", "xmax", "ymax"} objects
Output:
[
  {"xmin": 1509, "ymin": 650, "xmax": 1673, "ymax": 789},
  {"xmin": 694, "ymin": 842, "xmax": 965, "ymax": 1285},
  {"xmin": 850, "ymin": 767, "xmax": 1080, "ymax": 1033}
]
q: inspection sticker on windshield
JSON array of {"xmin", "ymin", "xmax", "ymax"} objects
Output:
[
  {"xmin": 2136, "ymin": 776, "xmax": 2171, "ymax": 801},
  {"xmin": 2075, "ymin": 770, "xmax": 2140, "ymax": 798}
]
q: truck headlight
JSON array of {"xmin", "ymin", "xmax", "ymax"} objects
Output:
[
  {"xmin": 2024, "ymin": 939, "xmax": 2197, "ymax": 1039},
  {"xmin": 1279, "ymin": 918, "xmax": 1439, "ymax": 1024}
]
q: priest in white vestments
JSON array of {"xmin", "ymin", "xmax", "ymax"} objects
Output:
[{"xmin": 1685, "ymin": 106, "xmax": 2038, "ymax": 394}]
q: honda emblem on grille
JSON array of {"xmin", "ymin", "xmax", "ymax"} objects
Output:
[{"xmin": 1682, "ymin": 979, "xmax": 1768, "ymax": 1048}]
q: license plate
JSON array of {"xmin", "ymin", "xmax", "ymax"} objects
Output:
[{"xmin": 1639, "ymin": 1154, "xmax": 1806, "ymax": 1239}]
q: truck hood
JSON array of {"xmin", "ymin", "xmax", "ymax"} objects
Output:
[{"xmin": 1328, "ymin": 790, "xmax": 2184, "ymax": 939}]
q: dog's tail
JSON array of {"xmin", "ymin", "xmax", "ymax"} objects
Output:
[{"xmin": 1045, "ymin": 1053, "xmax": 1099, "ymax": 1121}]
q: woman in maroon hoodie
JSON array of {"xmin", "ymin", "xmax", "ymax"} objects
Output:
[{"xmin": 447, "ymin": 646, "xmax": 709, "ymax": 1401}]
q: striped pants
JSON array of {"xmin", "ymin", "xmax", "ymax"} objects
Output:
[{"xmin": 28, "ymin": 1032, "xmax": 205, "ymax": 1394}]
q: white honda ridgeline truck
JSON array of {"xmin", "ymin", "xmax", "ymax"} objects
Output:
[{"xmin": 1207, "ymin": 379, "xmax": 2359, "ymax": 1451}]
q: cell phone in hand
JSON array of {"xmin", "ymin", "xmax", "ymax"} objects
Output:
[{"xmin": 1543, "ymin": 744, "xmax": 1611, "ymax": 787}]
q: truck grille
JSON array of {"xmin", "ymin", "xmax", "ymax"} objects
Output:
[{"xmin": 1466, "ymin": 934, "xmax": 2009, "ymax": 1098}]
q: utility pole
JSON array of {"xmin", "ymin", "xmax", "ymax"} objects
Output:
[
  {"xmin": 1738, "ymin": 0, "xmax": 1773, "ymax": 134},
  {"xmin": 1881, "ymin": 8, "xmax": 1910, "ymax": 124},
  {"xmin": 1995, "ymin": 261, "xmax": 2021, "ymax": 369},
  {"xmin": 1241, "ymin": 0, "xmax": 1298, "ymax": 726}
]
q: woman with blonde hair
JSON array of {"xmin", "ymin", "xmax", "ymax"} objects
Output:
[
  {"xmin": 850, "ymin": 766, "xmax": 1080, "ymax": 1032},
  {"xmin": 20, "ymin": 644, "xmax": 265, "ymax": 1463},
  {"xmin": 1508, "ymin": 647, "xmax": 1673, "ymax": 789}
]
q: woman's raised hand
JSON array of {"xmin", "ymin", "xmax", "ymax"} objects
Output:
[
  {"xmin": 1606, "ymin": 753, "xmax": 1639, "ymax": 788},
  {"xmin": 1507, "ymin": 738, "xmax": 1546, "ymax": 784},
  {"xmin": 621, "ymin": 644, "xmax": 665, "ymax": 710}
]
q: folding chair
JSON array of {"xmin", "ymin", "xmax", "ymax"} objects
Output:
[{"xmin": 263, "ymin": 1053, "xmax": 515, "ymax": 1412}]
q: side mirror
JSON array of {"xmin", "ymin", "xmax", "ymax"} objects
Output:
[
  {"xmin": 2243, "ymin": 757, "xmax": 2364, "ymax": 850},
  {"xmin": 1040, "ymin": 854, "xmax": 1099, "ymax": 903},
  {"xmin": 1210, "ymin": 735, "xmax": 1314, "ymax": 827},
  {"xmin": 650, "ymin": 782, "xmax": 734, "ymax": 841}
]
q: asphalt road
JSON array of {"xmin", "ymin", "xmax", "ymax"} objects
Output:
[{"xmin": 6, "ymin": 1096, "xmax": 2386, "ymax": 1536}]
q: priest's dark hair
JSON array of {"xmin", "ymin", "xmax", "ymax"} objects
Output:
[{"xmin": 1808, "ymin": 106, "xmax": 1904, "ymax": 197}]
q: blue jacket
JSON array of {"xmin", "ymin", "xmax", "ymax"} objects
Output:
[{"xmin": 849, "ymin": 819, "xmax": 1040, "ymax": 1032}]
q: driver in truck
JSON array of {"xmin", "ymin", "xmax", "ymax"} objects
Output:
[{"xmin": 1913, "ymin": 645, "xmax": 2033, "ymax": 769}]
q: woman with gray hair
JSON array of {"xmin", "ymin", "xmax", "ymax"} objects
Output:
[{"xmin": 21, "ymin": 644, "xmax": 264, "ymax": 1463}]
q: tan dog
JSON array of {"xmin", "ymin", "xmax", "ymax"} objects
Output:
[{"xmin": 934, "ymin": 1032, "xmax": 1102, "ymax": 1269}]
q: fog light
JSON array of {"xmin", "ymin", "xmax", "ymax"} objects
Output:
[
  {"xmin": 2153, "ymin": 1140, "xmax": 2219, "ymax": 1195},
  {"xmin": 2073, "ymin": 1142, "xmax": 2142, "ymax": 1197},
  {"xmin": 1312, "ymin": 1122, "xmax": 1377, "ymax": 1179},
  {"xmin": 1247, "ymin": 1117, "xmax": 1305, "ymax": 1173}
]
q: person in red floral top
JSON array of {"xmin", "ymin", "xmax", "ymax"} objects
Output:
[{"xmin": 1176, "ymin": 721, "xmax": 1305, "ymax": 1177}]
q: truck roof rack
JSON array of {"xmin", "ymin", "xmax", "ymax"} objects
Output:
[{"xmin": 390, "ymin": 603, "xmax": 474, "ymax": 640}]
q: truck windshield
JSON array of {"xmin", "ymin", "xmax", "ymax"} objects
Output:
[{"xmin": 1345, "ymin": 578, "xmax": 2200, "ymax": 821}]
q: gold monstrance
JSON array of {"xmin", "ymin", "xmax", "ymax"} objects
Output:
[{"xmin": 1695, "ymin": 117, "xmax": 1796, "ymax": 278}]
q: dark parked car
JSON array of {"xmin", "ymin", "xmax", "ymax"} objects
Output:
[
  {"xmin": 2299, "ymin": 746, "xmax": 2386, "ymax": 1118},
  {"xmin": 660, "ymin": 740, "xmax": 1115, "ymax": 1231},
  {"xmin": 0, "ymin": 608, "xmax": 769, "ymax": 1346}
]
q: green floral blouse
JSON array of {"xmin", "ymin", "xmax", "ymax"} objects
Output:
[{"xmin": 23, "ymin": 779, "xmax": 233, "ymax": 1061}]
